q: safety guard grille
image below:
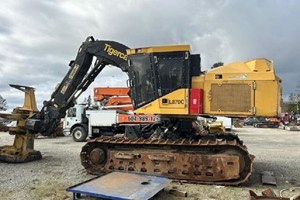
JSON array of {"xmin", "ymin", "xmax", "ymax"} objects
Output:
[{"xmin": 210, "ymin": 83, "xmax": 252, "ymax": 113}]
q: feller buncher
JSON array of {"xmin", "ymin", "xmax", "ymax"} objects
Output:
[{"xmin": 0, "ymin": 36, "xmax": 282, "ymax": 185}]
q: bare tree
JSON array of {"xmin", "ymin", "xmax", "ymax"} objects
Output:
[
  {"xmin": 296, "ymin": 83, "xmax": 300, "ymax": 113},
  {"xmin": 0, "ymin": 95, "xmax": 7, "ymax": 111},
  {"xmin": 288, "ymin": 82, "xmax": 300, "ymax": 113}
]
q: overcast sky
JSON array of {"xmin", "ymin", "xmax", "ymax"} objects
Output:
[{"xmin": 0, "ymin": 0, "xmax": 299, "ymax": 111}]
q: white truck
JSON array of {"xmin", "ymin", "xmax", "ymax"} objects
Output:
[
  {"xmin": 216, "ymin": 116, "xmax": 232, "ymax": 130},
  {"xmin": 63, "ymin": 105, "xmax": 125, "ymax": 142},
  {"xmin": 63, "ymin": 104, "xmax": 158, "ymax": 142}
]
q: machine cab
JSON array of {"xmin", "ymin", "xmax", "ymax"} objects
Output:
[{"xmin": 127, "ymin": 45, "xmax": 201, "ymax": 111}]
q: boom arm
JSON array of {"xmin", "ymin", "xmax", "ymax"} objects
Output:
[{"xmin": 25, "ymin": 36, "xmax": 129, "ymax": 136}]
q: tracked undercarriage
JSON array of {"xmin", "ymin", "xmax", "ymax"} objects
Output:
[{"xmin": 81, "ymin": 133, "xmax": 254, "ymax": 185}]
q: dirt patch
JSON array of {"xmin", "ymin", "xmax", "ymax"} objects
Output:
[{"xmin": 29, "ymin": 180, "xmax": 71, "ymax": 200}]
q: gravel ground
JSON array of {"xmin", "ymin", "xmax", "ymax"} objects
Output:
[{"xmin": 0, "ymin": 127, "xmax": 300, "ymax": 200}]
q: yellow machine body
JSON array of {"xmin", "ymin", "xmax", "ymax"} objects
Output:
[
  {"xmin": 130, "ymin": 45, "xmax": 281, "ymax": 118},
  {"xmin": 135, "ymin": 89, "xmax": 189, "ymax": 115},
  {"xmin": 193, "ymin": 58, "xmax": 282, "ymax": 117}
]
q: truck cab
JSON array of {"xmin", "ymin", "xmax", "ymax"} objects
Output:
[{"xmin": 63, "ymin": 104, "xmax": 89, "ymax": 141}]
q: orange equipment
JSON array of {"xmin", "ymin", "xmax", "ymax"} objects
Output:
[
  {"xmin": 93, "ymin": 87, "xmax": 132, "ymax": 111},
  {"xmin": 94, "ymin": 87, "xmax": 157, "ymax": 124}
]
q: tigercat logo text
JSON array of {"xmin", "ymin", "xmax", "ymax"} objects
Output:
[{"xmin": 104, "ymin": 44, "xmax": 127, "ymax": 61}]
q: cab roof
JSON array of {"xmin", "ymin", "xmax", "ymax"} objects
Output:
[{"xmin": 127, "ymin": 45, "xmax": 190, "ymax": 55}]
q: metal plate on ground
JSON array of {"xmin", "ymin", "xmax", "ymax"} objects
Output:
[
  {"xmin": 261, "ymin": 171, "xmax": 277, "ymax": 186},
  {"xmin": 66, "ymin": 172, "xmax": 171, "ymax": 200}
]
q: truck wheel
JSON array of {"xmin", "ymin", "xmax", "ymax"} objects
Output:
[{"xmin": 72, "ymin": 126, "xmax": 87, "ymax": 142}]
